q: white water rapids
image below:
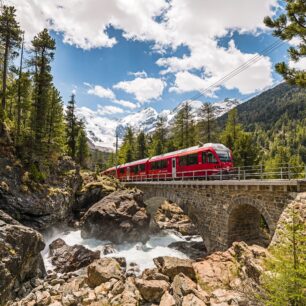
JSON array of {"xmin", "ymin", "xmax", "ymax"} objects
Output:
[{"xmin": 42, "ymin": 229, "xmax": 203, "ymax": 273}]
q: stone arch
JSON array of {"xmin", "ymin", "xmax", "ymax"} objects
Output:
[
  {"xmin": 226, "ymin": 196, "xmax": 274, "ymax": 247},
  {"xmin": 143, "ymin": 193, "xmax": 210, "ymax": 252}
]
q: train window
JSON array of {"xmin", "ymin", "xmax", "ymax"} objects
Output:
[
  {"xmin": 120, "ymin": 168, "xmax": 125, "ymax": 174},
  {"xmin": 139, "ymin": 164, "xmax": 145, "ymax": 171},
  {"xmin": 179, "ymin": 154, "xmax": 198, "ymax": 166},
  {"xmin": 133, "ymin": 166, "xmax": 139, "ymax": 174},
  {"xmin": 217, "ymin": 150, "xmax": 231, "ymax": 162},
  {"xmin": 151, "ymin": 160, "xmax": 167, "ymax": 170},
  {"xmin": 206, "ymin": 151, "xmax": 218, "ymax": 163}
]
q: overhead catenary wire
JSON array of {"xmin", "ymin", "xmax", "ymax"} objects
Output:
[{"xmin": 184, "ymin": 39, "xmax": 285, "ymax": 103}]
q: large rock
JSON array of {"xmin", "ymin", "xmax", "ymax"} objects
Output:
[
  {"xmin": 74, "ymin": 173, "xmax": 122, "ymax": 215},
  {"xmin": 81, "ymin": 189, "xmax": 150, "ymax": 243},
  {"xmin": 87, "ymin": 258, "xmax": 124, "ymax": 288},
  {"xmin": 153, "ymin": 256, "xmax": 196, "ymax": 280},
  {"xmin": 0, "ymin": 156, "xmax": 81, "ymax": 230},
  {"xmin": 49, "ymin": 238, "xmax": 100, "ymax": 273},
  {"xmin": 193, "ymin": 241, "xmax": 268, "ymax": 302},
  {"xmin": 0, "ymin": 210, "xmax": 46, "ymax": 304},
  {"xmin": 135, "ymin": 278, "xmax": 169, "ymax": 303}
]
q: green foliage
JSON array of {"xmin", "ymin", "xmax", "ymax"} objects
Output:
[
  {"xmin": 149, "ymin": 116, "xmax": 167, "ymax": 156},
  {"xmin": 261, "ymin": 209, "xmax": 306, "ymax": 305},
  {"xmin": 118, "ymin": 126, "xmax": 135, "ymax": 164},
  {"xmin": 29, "ymin": 163, "xmax": 46, "ymax": 182},
  {"xmin": 0, "ymin": 6, "xmax": 22, "ymax": 124},
  {"xmin": 198, "ymin": 102, "xmax": 218, "ymax": 143},
  {"xmin": 171, "ymin": 102, "xmax": 197, "ymax": 149},
  {"xmin": 76, "ymin": 120, "xmax": 89, "ymax": 167},
  {"xmin": 66, "ymin": 94, "xmax": 78, "ymax": 160},
  {"xmin": 136, "ymin": 131, "xmax": 147, "ymax": 160},
  {"xmin": 264, "ymin": 0, "xmax": 306, "ymax": 87}
]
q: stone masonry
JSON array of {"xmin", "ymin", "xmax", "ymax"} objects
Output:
[{"xmin": 125, "ymin": 180, "xmax": 306, "ymax": 253}]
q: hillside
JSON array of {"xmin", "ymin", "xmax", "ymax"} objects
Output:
[{"xmin": 218, "ymin": 83, "xmax": 306, "ymax": 130}]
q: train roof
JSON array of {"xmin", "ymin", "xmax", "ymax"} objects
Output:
[
  {"xmin": 149, "ymin": 143, "xmax": 229, "ymax": 161},
  {"xmin": 119, "ymin": 158, "xmax": 149, "ymax": 168}
]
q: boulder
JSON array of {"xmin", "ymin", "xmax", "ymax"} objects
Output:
[
  {"xmin": 182, "ymin": 293, "xmax": 207, "ymax": 306},
  {"xmin": 193, "ymin": 241, "xmax": 268, "ymax": 293},
  {"xmin": 153, "ymin": 256, "xmax": 196, "ymax": 280},
  {"xmin": 74, "ymin": 173, "xmax": 121, "ymax": 214},
  {"xmin": 171, "ymin": 273, "xmax": 209, "ymax": 305},
  {"xmin": 160, "ymin": 291, "xmax": 176, "ymax": 306},
  {"xmin": 81, "ymin": 189, "xmax": 150, "ymax": 243},
  {"xmin": 49, "ymin": 238, "xmax": 100, "ymax": 273},
  {"xmin": 168, "ymin": 241, "xmax": 207, "ymax": 260},
  {"xmin": 0, "ymin": 210, "xmax": 46, "ymax": 304},
  {"xmin": 87, "ymin": 258, "xmax": 124, "ymax": 288},
  {"xmin": 142, "ymin": 268, "xmax": 170, "ymax": 282},
  {"xmin": 135, "ymin": 279, "xmax": 169, "ymax": 303}
]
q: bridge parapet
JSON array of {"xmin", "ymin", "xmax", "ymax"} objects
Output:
[{"xmin": 125, "ymin": 180, "xmax": 306, "ymax": 252}]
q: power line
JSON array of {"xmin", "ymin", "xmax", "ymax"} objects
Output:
[{"xmin": 184, "ymin": 39, "xmax": 285, "ymax": 103}]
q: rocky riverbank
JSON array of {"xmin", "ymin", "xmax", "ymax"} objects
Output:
[
  {"xmin": 9, "ymin": 241, "xmax": 268, "ymax": 306},
  {"xmin": 1, "ymin": 141, "xmax": 305, "ymax": 305}
]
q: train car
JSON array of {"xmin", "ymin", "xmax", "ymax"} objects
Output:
[
  {"xmin": 117, "ymin": 158, "xmax": 149, "ymax": 181},
  {"xmin": 103, "ymin": 143, "xmax": 233, "ymax": 181}
]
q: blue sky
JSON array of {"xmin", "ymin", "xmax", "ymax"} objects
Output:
[{"xmin": 13, "ymin": 0, "xmax": 295, "ymax": 118}]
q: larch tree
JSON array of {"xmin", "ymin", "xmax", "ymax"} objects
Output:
[
  {"xmin": 264, "ymin": 0, "xmax": 306, "ymax": 87},
  {"xmin": 0, "ymin": 6, "xmax": 22, "ymax": 126}
]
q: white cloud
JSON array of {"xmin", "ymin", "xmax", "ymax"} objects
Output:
[
  {"xmin": 85, "ymin": 82, "xmax": 138, "ymax": 109},
  {"xmin": 85, "ymin": 83, "xmax": 115, "ymax": 100},
  {"xmin": 113, "ymin": 99, "xmax": 138, "ymax": 109},
  {"xmin": 128, "ymin": 71, "xmax": 148, "ymax": 78},
  {"xmin": 97, "ymin": 105, "xmax": 124, "ymax": 115},
  {"xmin": 289, "ymin": 58, "xmax": 306, "ymax": 71},
  {"xmin": 167, "ymin": 39, "xmax": 273, "ymax": 95},
  {"xmin": 12, "ymin": 0, "xmax": 279, "ymax": 96},
  {"xmin": 11, "ymin": 0, "xmax": 169, "ymax": 49},
  {"xmin": 114, "ymin": 77, "xmax": 165, "ymax": 103}
]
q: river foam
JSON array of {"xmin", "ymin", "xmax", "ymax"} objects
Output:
[{"xmin": 42, "ymin": 228, "xmax": 202, "ymax": 272}]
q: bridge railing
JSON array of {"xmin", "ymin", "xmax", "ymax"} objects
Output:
[{"xmin": 120, "ymin": 164, "xmax": 306, "ymax": 182}]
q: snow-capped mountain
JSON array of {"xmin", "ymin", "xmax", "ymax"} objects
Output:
[{"xmin": 77, "ymin": 99, "xmax": 240, "ymax": 152}]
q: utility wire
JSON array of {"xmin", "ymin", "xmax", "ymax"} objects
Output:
[{"xmin": 184, "ymin": 39, "xmax": 285, "ymax": 103}]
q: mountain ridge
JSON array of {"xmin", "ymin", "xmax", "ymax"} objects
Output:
[{"xmin": 77, "ymin": 98, "xmax": 240, "ymax": 152}]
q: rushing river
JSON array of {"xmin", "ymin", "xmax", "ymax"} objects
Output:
[{"xmin": 42, "ymin": 228, "xmax": 203, "ymax": 273}]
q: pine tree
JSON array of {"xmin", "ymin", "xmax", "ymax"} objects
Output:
[
  {"xmin": 30, "ymin": 29, "xmax": 55, "ymax": 145},
  {"xmin": 76, "ymin": 120, "xmax": 89, "ymax": 167},
  {"xmin": 66, "ymin": 93, "xmax": 78, "ymax": 160},
  {"xmin": 46, "ymin": 87, "xmax": 66, "ymax": 158},
  {"xmin": 264, "ymin": 0, "xmax": 306, "ymax": 87},
  {"xmin": 136, "ymin": 131, "xmax": 147, "ymax": 160},
  {"xmin": 149, "ymin": 116, "xmax": 167, "ymax": 156},
  {"xmin": 261, "ymin": 208, "xmax": 306, "ymax": 305},
  {"xmin": 234, "ymin": 132, "xmax": 259, "ymax": 167},
  {"xmin": 199, "ymin": 102, "xmax": 217, "ymax": 143},
  {"xmin": 172, "ymin": 102, "xmax": 194, "ymax": 149},
  {"xmin": 0, "ymin": 6, "xmax": 22, "ymax": 125}
]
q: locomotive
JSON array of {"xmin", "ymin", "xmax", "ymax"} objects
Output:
[{"xmin": 103, "ymin": 143, "xmax": 234, "ymax": 181}]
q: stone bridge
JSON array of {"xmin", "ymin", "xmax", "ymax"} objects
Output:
[{"xmin": 125, "ymin": 180, "xmax": 306, "ymax": 253}]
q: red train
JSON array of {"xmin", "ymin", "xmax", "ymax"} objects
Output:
[{"xmin": 103, "ymin": 143, "xmax": 233, "ymax": 181}]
